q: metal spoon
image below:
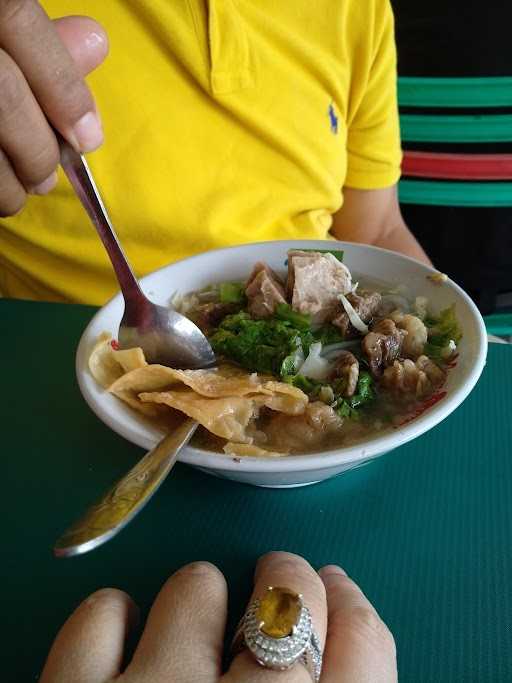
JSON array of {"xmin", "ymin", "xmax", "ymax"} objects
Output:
[
  {"xmin": 54, "ymin": 418, "xmax": 198, "ymax": 557},
  {"xmin": 53, "ymin": 137, "xmax": 215, "ymax": 557},
  {"xmin": 57, "ymin": 135, "xmax": 214, "ymax": 370}
]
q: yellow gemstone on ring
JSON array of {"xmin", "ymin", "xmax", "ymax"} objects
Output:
[{"xmin": 257, "ymin": 587, "xmax": 301, "ymax": 638}]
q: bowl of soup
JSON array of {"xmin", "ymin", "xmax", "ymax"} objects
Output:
[{"xmin": 76, "ymin": 240, "xmax": 487, "ymax": 487}]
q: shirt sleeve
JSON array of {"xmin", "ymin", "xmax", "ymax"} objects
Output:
[{"xmin": 344, "ymin": 0, "xmax": 402, "ymax": 189}]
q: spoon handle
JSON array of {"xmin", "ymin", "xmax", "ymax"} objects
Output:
[
  {"xmin": 54, "ymin": 419, "xmax": 198, "ymax": 557},
  {"xmin": 57, "ymin": 135, "xmax": 145, "ymax": 306}
]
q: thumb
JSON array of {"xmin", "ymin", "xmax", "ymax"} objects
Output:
[{"xmin": 54, "ymin": 15, "xmax": 109, "ymax": 78}]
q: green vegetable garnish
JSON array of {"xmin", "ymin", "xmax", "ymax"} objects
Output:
[
  {"xmin": 209, "ymin": 311, "xmax": 311, "ymax": 375},
  {"xmin": 282, "ymin": 374, "xmax": 319, "ymax": 393},
  {"xmin": 334, "ymin": 400, "xmax": 360, "ymax": 420},
  {"xmin": 280, "ymin": 349, "xmax": 304, "ymax": 377},
  {"xmin": 219, "ymin": 281, "xmax": 246, "ymax": 304},
  {"xmin": 334, "ymin": 371, "xmax": 375, "ymax": 420},
  {"xmin": 349, "ymin": 371, "xmax": 374, "ymax": 407},
  {"xmin": 429, "ymin": 304, "xmax": 462, "ymax": 343},
  {"xmin": 274, "ymin": 303, "xmax": 312, "ymax": 331},
  {"xmin": 283, "ymin": 369, "xmax": 375, "ymax": 420},
  {"xmin": 313, "ymin": 324, "xmax": 344, "ymax": 345},
  {"xmin": 424, "ymin": 304, "xmax": 462, "ymax": 361}
]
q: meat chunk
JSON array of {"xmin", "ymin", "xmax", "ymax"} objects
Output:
[
  {"xmin": 192, "ymin": 302, "xmax": 240, "ymax": 333},
  {"xmin": 246, "ymin": 261, "xmax": 283, "ymax": 289},
  {"xmin": 264, "ymin": 401, "xmax": 345, "ymax": 452},
  {"xmin": 362, "ymin": 319, "xmax": 405, "ymax": 377},
  {"xmin": 373, "ymin": 318, "xmax": 403, "ymax": 336},
  {"xmin": 390, "ymin": 311, "xmax": 428, "ymax": 359},
  {"xmin": 329, "ymin": 351, "xmax": 359, "ymax": 397},
  {"xmin": 381, "ymin": 355, "xmax": 446, "ymax": 398},
  {"xmin": 245, "ymin": 262, "xmax": 286, "ymax": 319},
  {"xmin": 286, "ymin": 250, "xmax": 352, "ymax": 323},
  {"xmin": 332, "ymin": 290, "xmax": 382, "ymax": 338},
  {"xmin": 416, "ymin": 355, "xmax": 447, "ymax": 387}
]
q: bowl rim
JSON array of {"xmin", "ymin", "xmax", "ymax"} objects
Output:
[{"xmin": 76, "ymin": 239, "xmax": 488, "ymax": 473}]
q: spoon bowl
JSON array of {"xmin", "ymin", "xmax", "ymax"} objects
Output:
[{"xmin": 119, "ymin": 296, "xmax": 215, "ymax": 369}]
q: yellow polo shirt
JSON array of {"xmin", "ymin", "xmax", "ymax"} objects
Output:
[{"xmin": 0, "ymin": 0, "xmax": 401, "ymax": 304}]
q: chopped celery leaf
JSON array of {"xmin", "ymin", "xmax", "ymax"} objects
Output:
[
  {"xmin": 334, "ymin": 371, "xmax": 375, "ymax": 419},
  {"xmin": 282, "ymin": 374, "xmax": 321, "ymax": 394},
  {"xmin": 219, "ymin": 281, "xmax": 246, "ymax": 303},
  {"xmin": 274, "ymin": 303, "xmax": 312, "ymax": 330},
  {"xmin": 313, "ymin": 324, "xmax": 344, "ymax": 345},
  {"xmin": 210, "ymin": 311, "xmax": 311, "ymax": 375},
  {"xmin": 424, "ymin": 304, "xmax": 462, "ymax": 361}
]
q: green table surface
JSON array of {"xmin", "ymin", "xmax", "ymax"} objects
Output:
[{"xmin": 3, "ymin": 299, "xmax": 512, "ymax": 682}]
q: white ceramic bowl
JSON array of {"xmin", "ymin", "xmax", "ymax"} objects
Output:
[{"xmin": 76, "ymin": 240, "xmax": 487, "ymax": 487}]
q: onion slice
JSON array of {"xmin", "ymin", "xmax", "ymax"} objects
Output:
[
  {"xmin": 338, "ymin": 294, "xmax": 369, "ymax": 334},
  {"xmin": 297, "ymin": 342, "xmax": 332, "ymax": 381},
  {"xmin": 321, "ymin": 341, "xmax": 359, "ymax": 358},
  {"xmin": 441, "ymin": 339, "xmax": 457, "ymax": 359}
]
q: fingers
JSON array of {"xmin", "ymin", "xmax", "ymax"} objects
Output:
[
  {"xmin": 40, "ymin": 588, "xmax": 138, "ymax": 683},
  {"xmin": 0, "ymin": 146, "xmax": 26, "ymax": 216},
  {"xmin": 224, "ymin": 551, "xmax": 328, "ymax": 683},
  {"xmin": 319, "ymin": 566, "xmax": 397, "ymax": 683},
  {"xmin": 54, "ymin": 16, "xmax": 109, "ymax": 78},
  {"xmin": 127, "ymin": 562, "xmax": 228, "ymax": 683},
  {"xmin": 0, "ymin": 3, "xmax": 108, "ymax": 216},
  {"xmin": 0, "ymin": 0, "xmax": 103, "ymax": 150},
  {"xmin": 0, "ymin": 47, "xmax": 60, "ymax": 193}
]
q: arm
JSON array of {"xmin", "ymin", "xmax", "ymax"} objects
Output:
[
  {"xmin": 336, "ymin": 3, "xmax": 431, "ymax": 265},
  {"xmin": 331, "ymin": 184, "xmax": 432, "ymax": 266}
]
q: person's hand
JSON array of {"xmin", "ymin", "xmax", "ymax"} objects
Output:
[
  {"xmin": 40, "ymin": 552, "xmax": 397, "ymax": 682},
  {"xmin": 0, "ymin": 1, "xmax": 108, "ymax": 216}
]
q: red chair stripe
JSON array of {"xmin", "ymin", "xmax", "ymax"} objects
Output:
[{"xmin": 402, "ymin": 151, "xmax": 512, "ymax": 180}]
